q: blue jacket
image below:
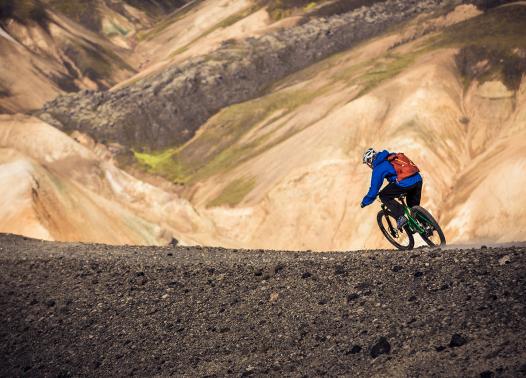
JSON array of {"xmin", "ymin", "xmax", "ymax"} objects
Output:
[{"xmin": 361, "ymin": 150, "xmax": 422, "ymax": 207}]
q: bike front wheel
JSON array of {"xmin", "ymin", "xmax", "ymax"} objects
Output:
[
  {"xmin": 411, "ymin": 206, "xmax": 446, "ymax": 247},
  {"xmin": 377, "ymin": 210, "xmax": 414, "ymax": 250}
]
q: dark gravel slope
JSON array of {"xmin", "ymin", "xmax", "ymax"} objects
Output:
[{"xmin": 0, "ymin": 234, "xmax": 525, "ymax": 377}]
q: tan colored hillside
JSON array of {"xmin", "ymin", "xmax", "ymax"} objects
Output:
[
  {"xmin": 0, "ymin": 0, "xmax": 190, "ymax": 113},
  {"xmin": 1, "ymin": 0, "xmax": 525, "ymax": 249},
  {"xmin": 133, "ymin": 3, "xmax": 526, "ymax": 250},
  {"xmin": 0, "ymin": 114, "xmax": 239, "ymax": 246}
]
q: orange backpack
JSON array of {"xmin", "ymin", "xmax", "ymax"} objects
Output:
[{"xmin": 387, "ymin": 153, "xmax": 420, "ymax": 182}]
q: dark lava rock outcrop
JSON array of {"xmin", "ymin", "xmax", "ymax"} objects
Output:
[
  {"xmin": 1, "ymin": 234, "xmax": 525, "ymax": 376},
  {"xmin": 39, "ymin": 0, "xmax": 477, "ymax": 150}
]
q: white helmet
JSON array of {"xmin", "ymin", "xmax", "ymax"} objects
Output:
[{"xmin": 362, "ymin": 148, "xmax": 376, "ymax": 168}]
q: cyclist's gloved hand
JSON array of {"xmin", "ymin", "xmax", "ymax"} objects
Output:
[{"xmin": 360, "ymin": 202, "xmax": 366, "ymax": 208}]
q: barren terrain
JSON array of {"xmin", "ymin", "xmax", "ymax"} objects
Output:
[{"xmin": 1, "ymin": 234, "xmax": 525, "ymax": 376}]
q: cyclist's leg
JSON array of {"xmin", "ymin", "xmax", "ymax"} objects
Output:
[
  {"xmin": 379, "ymin": 182, "xmax": 406, "ymax": 218},
  {"xmin": 406, "ymin": 180, "xmax": 423, "ymax": 208}
]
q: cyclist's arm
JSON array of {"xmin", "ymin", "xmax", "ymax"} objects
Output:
[{"xmin": 361, "ymin": 165, "xmax": 388, "ymax": 206}]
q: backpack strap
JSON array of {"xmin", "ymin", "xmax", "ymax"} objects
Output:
[{"xmin": 387, "ymin": 153, "xmax": 397, "ymax": 161}]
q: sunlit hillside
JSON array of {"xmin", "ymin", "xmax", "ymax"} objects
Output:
[{"xmin": 1, "ymin": 0, "xmax": 525, "ymax": 249}]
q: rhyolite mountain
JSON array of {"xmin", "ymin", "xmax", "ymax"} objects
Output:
[{"xmin": 1, "ymin": 0, "xmax": 525, "ymax": 249}]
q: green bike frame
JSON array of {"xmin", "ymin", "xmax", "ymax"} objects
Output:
[{"xmin": 402, "ymin": 205, "xmax": 426, "ymax": 235}]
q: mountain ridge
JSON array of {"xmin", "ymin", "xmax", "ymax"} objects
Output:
[{"xmin": 38, "ymin": 0, "xmax": 478, "ymax": 150}]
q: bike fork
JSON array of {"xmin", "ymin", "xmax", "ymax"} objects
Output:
[{"xmin": 382, "ymin": 205, "xmax": 399, "ymax": 237}]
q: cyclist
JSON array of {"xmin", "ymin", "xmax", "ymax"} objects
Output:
[{"xmin": 360, "ymin": 148, "xmax": 422, "ymax": 229}]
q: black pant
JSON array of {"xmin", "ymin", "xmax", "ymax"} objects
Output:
[{"xmin": 379, "ymin": 181, "xmax": 422, "ymax": 219}]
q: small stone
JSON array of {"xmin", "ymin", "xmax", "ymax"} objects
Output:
[
  {"xmin": 169, "ymin": 238, "xmax": 178, "ymax": 246},
  {"xmin": 370, "ymin": 337, "xmax": 391, "ymax": 358},
  {"xmin": 414, "ymin": 271, "xmax": 424, "ymax": 278},
  {"xmin": 449, "ymin": 333, "xmax": 467, "ymax": 347},
  {"xmin": 334, "ymin": 264, "xmax": 346, "ymax": 275},
  {"xmin": 435, "ymin": 345, "xmax": 446, "ymax": 352},
  {"xmin": 349, "ymin": 345, "xmax": 362, "ymax": 354},
  {"xmin": 480, "ymin": 371, "xmax": 494, "ymax": 378},
  {"xmin": 498, "ymin": 255, "xmax": 511, "ymax": 265},
  {"xmin": 269, "ymin": 293, "xmax": 279, "ymax": 302},
  {"xmin": 46, "ymin": 299, "xmax": 56, "ymax": 307},
  {"xmin": 347, "ymin": 293, "xmax": 360, "ymax": 303},
  {"xmin": 162, "ymin": 294, "xmax": 169, "ymax": 299},
  {"xmin": 392, "ymin": 265, "xmax": 403, "ymax": 272},
  {"xmin": 301, "ymin": 272, "xmax": 311, "ymax": 279},
  {"xmin": 481, "ymin": 245, "xmax": 488, "ymax": 249}
]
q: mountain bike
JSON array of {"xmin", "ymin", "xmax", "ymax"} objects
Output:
[{"xmin": 376, "ymin": 195, "xmax": 446, "ymax": 250}]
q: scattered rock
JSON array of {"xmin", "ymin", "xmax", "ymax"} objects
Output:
[
  {"xmin": 449, "ymin": 333, "xmax": 467, "ymax": 348},
  {"xmin": 414, "ymin": 271, "xmax": 424, "ymax": 278},
  {"xmin": 169, "ymin": 238, "xmax": 179, "ymax": 247},
  {"xmin": 1, "ymin": 234, "xmax": 524, "ymax": 376},
  {"xmin": 274, "ymin": 264, "xmax": 284, "ymax": 274},
  {"xmin": 334, "ymin": 264, "xmax": 346, "ymax": 275},
  {"xmin": 46, "ymin": 299, "xmax": 56, "ymax": 307},
  {"xmin": 349, "ymin": 345, "xmax": 362, "ymax": 354},
  {"xmin": 479, "ymin": 371, "xmax": 494, "ymax": 378},
  {"xmin": 370, "ymin": 337, "xmax": 391, "ymax": 358},
  {"xmin": 392, "ymin": 265, "xmax": 403, "ymax": 272},
  {"xmin": 498, "ymin": 255, "xmax": 511, "ymax": 265},
  {"xmin": 347, "ymin": 293, "xmax": 360, "ymax": 303},
  {"xmin": 301, "ymin": 272, "xmax": 312, "ymax": 279}
]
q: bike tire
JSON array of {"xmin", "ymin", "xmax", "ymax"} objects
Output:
[
  {"xmin": 411, "ymin": 206, "xmax": 446, "ymax": 247},
  {"xmin": 377, "ymin": 210, "xmax": 414, "ymax": 250}
]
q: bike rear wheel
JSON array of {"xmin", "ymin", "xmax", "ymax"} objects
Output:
[
  {"xmin": 411, "ymin": 206, "xmax": 446, "ymax": 247},
  {"xmin": 377, "ymin": 210, "xmax": 414, "ymax": 250}
]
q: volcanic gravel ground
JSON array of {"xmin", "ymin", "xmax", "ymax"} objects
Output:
[{"xmin": 0, "ymin": 234, "xmax": 525, "ymax": 377}]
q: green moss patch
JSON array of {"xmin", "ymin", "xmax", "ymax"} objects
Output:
[
  {"xmin": 357, "ymin": 52, "xmax": 419, "ymax": 95},
  {"xmin": 133, "ymin": 86, "xmax": 327, "ymax": 184},
  {"xmin": 207, "ymin": 177, "xmax": 256, "ymax": 207},
  {"xmin": 133, "ymin": 148, "xmax": 190, "ymax": 184}
]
